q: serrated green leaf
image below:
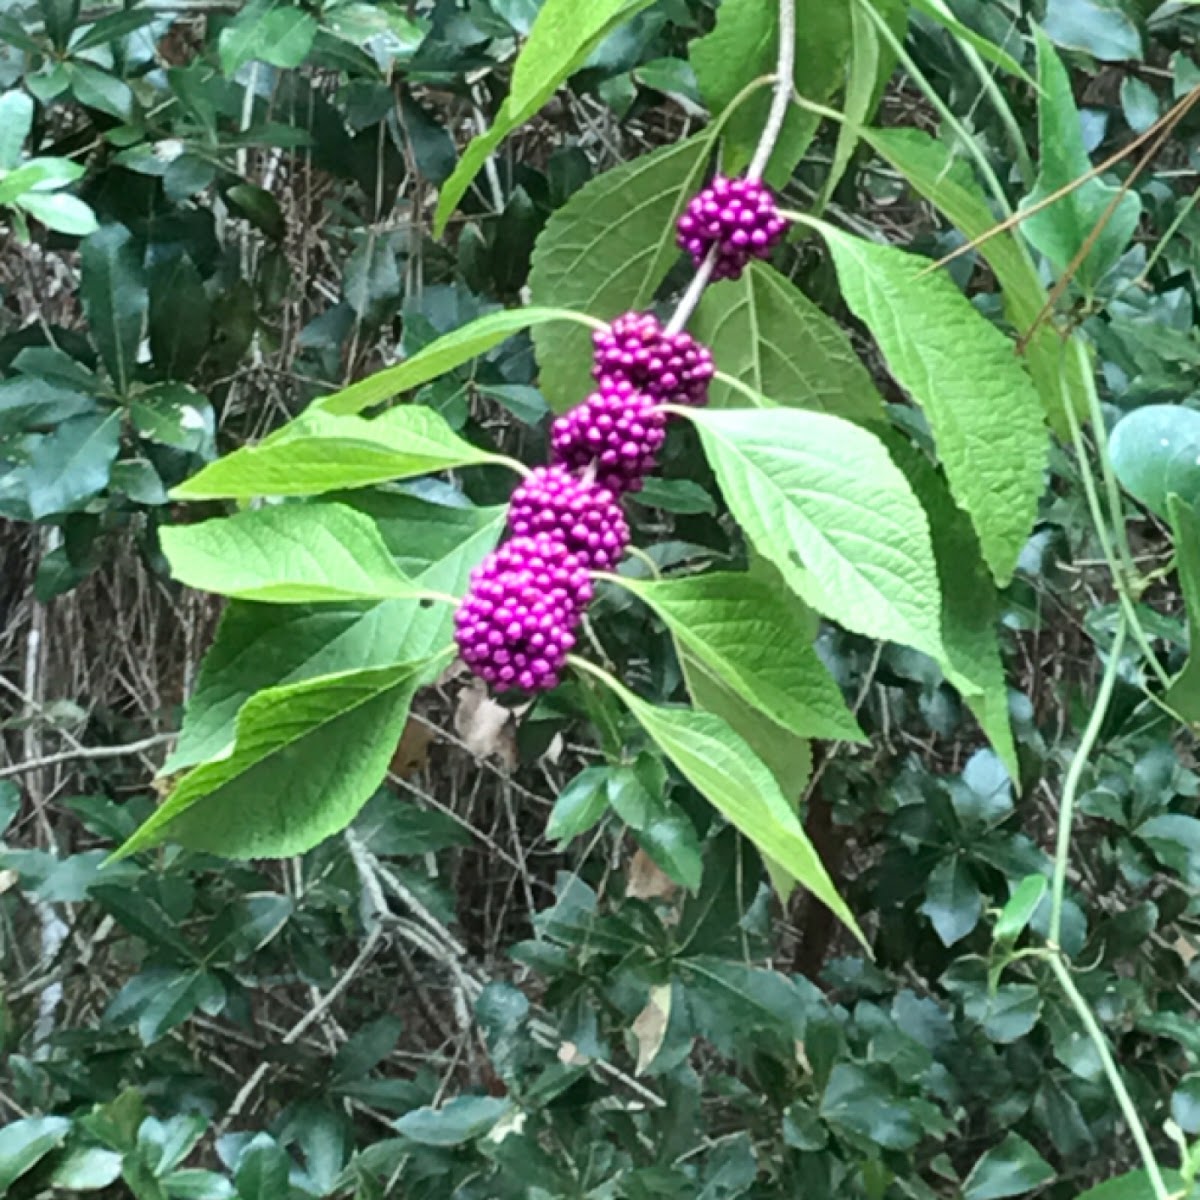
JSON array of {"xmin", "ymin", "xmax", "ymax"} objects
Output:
[
  {"xmin": 1110, "ymin": 406, "xmax": 1200, "ymax": 520},
  {"xmin": 115, "ymin": 660, "xmax": 429, "ymax": 860},
  {"xmin": 587, "ymin": 669, "xmax": 863, "ymax": 943},
  {"xmin": 618, "ymin": 572, "xmax": 863, "ymax": 742},
  {"xmin": 866, "ymin": 125, "xmax": 1087, "ymax": 436},
  {"xmin": 160, "ymin": 503, "xmax": 428, "ymax": 604},
  {"xmin": 529, "ymin": 133, "xmax": 714, "ymax": 412},
  {"xmin": 80, "ymin": 224, "xmax": 147, "ymax": 396},
  {"xmin": 963, "ymin": 1133, "xmax": 1055, "ymax": 1200},
  {"xmin": 689, "ymin": 0, "xmax": 851, "ymax": 184},
  {"xmin": 166, "ymin": 503, "xmax": 503, "ymax": 770},
  {"xmin": 434, "ymin": 0, "xmax": 657, "ymax": 234},
  {"xmin": 1020, "ymin": 30, "xmax": 1142, "ymax": 290},
  {"xmin": 691, "ymin": 261, "xmax": 885, "ymax": 422},
  {"xmin": 173, "ymin": 406, "xmax": 501, "ymax": 500},
  {"xmin": 315, "ymin": 307, "xmax": 590, "ymax": 416},
  {"xmin": 821, "ymin": 227, "xmax": 1047, "ymax": 584},
  {"xmin": 688, "ymin": 405, "xmax": 944, "ymax": 659}
]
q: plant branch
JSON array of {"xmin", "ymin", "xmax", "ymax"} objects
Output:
[
  {"xmin": 0, "ymin": 734, "xmax": 175, "ymax": 782},
  {"xmin": 747, "ymin": 0, "xmax": 796, "ymax": 182}
]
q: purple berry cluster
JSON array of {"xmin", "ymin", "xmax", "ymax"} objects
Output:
[
  {"xmin": 508, "ymin": 466, "xmax": 629, "ymax": 571},
  {"xmin": 592, "ymin": 311, "xmax": 714, "ymax": 408},
  {"xmin": 677, "ymin": 175, "xmax": 788, "ymax": 281}
]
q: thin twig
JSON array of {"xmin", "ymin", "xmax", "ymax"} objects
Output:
[{"xmin": 0, "ymin": 735, "xmax": 174, "ymax": 782}]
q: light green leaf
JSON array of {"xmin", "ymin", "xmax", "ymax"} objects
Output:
[
  {"xmin": 434, "ymin": 0, "xmax": 657, "ymax": 234},
  {"xmin": 996, "ymin": 875, "xmax": 1049, "ymax": 942},
  {"xmin": 529, "ymin": 133, "xmax": 713, "ymax": 412},
  {"xmin": 689, "ymin": 0, "xmax": 851, "ymax": 184},
  {"xmin": 893, "ymin": 438, "xmax": 1018, "ymax": 779},
  {"xmin": 396, "ymin": 1096, "xmax": 513, "ymax": 1146},
  {"xmin": 1020, "ymin": 30, "xmax": 1142, "ymax": 291},
  {"xmin": 589, "ymin": 669, "xmax": 863, "ymax": 943},
  {"xmin": 315, "ymin": 307, "xmax": 591, "ymax": 416},
  {"xmin": 0, "ymin": 90, "xmax": 34, "ymax": 170},
  {"xmin": 160, "ymin": 503, "xmax": 428, "ymax": 604},
  {"xmin": 50, "ymin": 1146, "xmax": 124, "ymax": 1190},
  {"xmin": 66, "ymin": 63, "xmax": 134, "ymax": 120},
  {"xmin": 172, "ymin": 406, "xmax": 502, "ymax": 500},
  {"xmin": 1167, "ymin": 494, "xmax": 1200, "ymax": 725},
  {"xmin": 963, "ymin": 1133, "xmax": 1056, "ymax": 1200},
  {"xmin": 1110, "ymin": 406, "xmax": 1200, "ymax": 520},
  {"xmin": 114, "ymin": 661, "xmax": 430, "ymax": 860},
  {"xmin": 820, "ymin": 227, "xmax": 1047, "ymax": 584},
  {"xmin": 691, "ymin": 262, "xmax": 885, "ymax": 422},
  {"xmin": 132, "ymin": 383, "xmax": 214, "ymax": 454},
  {"xmin": 866, "ymin": 125, "xmax": 1088, "ymax": 436},
  {"xmin": 688, "ymin": 405, "xmax": 944, "ymax": 659},
  {"xmin": 24, "ymin": 411, "xmax": 121, "ymax": 518},
  {"xmin": 1043, "ymin": 0, "xmax": 1143, "ymax": 62},
  {"xmin": 80, "ymin": 223, "xmax": 147, "ymax": 395},
  {"xmin": 546, "ymin": 766, "xmax": 610, "ymax": 843},
  {"xmin": 15, "ymin": 190, "xmax": 98, "ymax": 236},
  {"xmin": 617, "ymin": 572, "xmax": 863, "ymax": 742},
  {"xmin": 165, "ymin": 501, "xmax": 503, "ymax": 770},
  {"xmin": 0, "ymin": 1116, "xmax": 72, "ymax": 1192},
  {"xmin": 1072, "ymin": 1170, "xmax": 1185, "ymax": 1200},
  {"xmin": 0, "ymin": 156, "xmax": 85, "ymax": 203},
  {"xmin": 220, "ymin": 0, "xmax": 318, "ymax": 74},
  {"xmin": 163, "ymin": 1169, "xmax": 236, "ymax": 1199}
]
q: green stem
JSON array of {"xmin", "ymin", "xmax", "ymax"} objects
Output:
[
  {"xmin": 1049, "ymin": 954, "xmax": 1172, "ymax": 1200},
  {"xmin": 1048, "ymin": 617, "xmax": 1126, "ymax": 948}
]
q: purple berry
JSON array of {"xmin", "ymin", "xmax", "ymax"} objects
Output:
[
  {"xmin": 676, "ymin": 174, "xmax": 788, "ymax": 281},
  {"xmin": 592, "ymin": 312, "xmax": 714, "ymax": 408},
  {"xmin": 508, "ymin": 465, "xmax": 629, "ymax": 572},
  {"xmin": 454, "ymin": 534, "xmax": 593, "ymax": 693},
  {"xmin": 549, "ymin": 378, "xmax": 667, "ymax": 495}
]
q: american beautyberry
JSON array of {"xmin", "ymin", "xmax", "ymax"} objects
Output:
[
  {"xmin": 593, "ymin": 311, "xmax": 714, "ymax": 408},
  {"xmin": 676, "ymin": 174, "xmax": 788, "ymax": 281},
  {"xmin": 508, "ymin": 466, "xmax": 629, "ymax": 572},
  {"xmin": 454, "ymin": 534, "xmax": 593, "ymax": 693},
  {"xmin": 549, "ymin": 378, "xmax": 667, "ymax": 495}
]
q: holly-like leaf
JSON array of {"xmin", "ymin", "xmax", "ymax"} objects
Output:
[
  {"xmin": 1020, "ymin": 30, "xmax": 1142, "ymax": 291},
  {"xmin": 160, "ymin": 503, "xmax": 428, "ymax": 604},
  {"xmin": 115, "ymin": 661, "xmax": 431, "ymax": 860},
  {"xmin": 688, "ymin": 405, "xmax": 944, "ymax": 659},
  {"xmin": 963, "ymin": 1133, "xmax": 1056, "ymax": 1200},
  {"xmin": 80, "ymin": 224, "xmax": 147, "ymax": 396},
  {"xmin": 1110, "ymin": 406, "xmax": 1200, "ymax": 520},
  {"xmin": 866, "ymin": 125, "xmax": 1088, "ymax": 437},
  {"xmin": 691, "ymin": 262, "xmax": 885, "ymax": 422},
  {"xmin": 529, "ymin": 133, "xmax": 714, "ymax": 412},
  {"xmin": 172, "ymin": 407, "xmax": 503, "ymax": 500},
  {"xmin": 618, "ymin": 572, "xmax": 863, "ymax": 742},
  {"xmin": 315, "ymin": 307, "xmax": 591, "ymax": 416},
  {"xmin": 820, "ymin": 227, "xmax": 1047, "ymax": 584}
]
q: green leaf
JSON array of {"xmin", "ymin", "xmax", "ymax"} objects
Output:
[
  {"xmin": 689, "ymin": 0, "xmax": 851, "ymax": 184},
  {"xmin": 433, "ymin": 0, "xmax": 657, "ymax": 234},
  {"xmin": 921, "ymin": 856, "xmax": 983, "ymax": 946},
  {"xmin": 691, "ymin": 262, "xmax": 885, "ymax": 422},
  {"xmin": 0, "ymin": 90, "xmax": 34, "ymax": 170},
  {"xmin": 172, "ymin": 406, "xmax": 502, "ymax": 500},
  {"xmin": 639, "ymin": 804, "xmax": 704, "ymax": 891},
  {"xmin": 688, "ymin": 406, "xmax": 944, "ymax": 659},
  {"xmin": 820, "ymin": 227, "xmax": 1047, "ymax": 584},
  {"xmin": 0, "ymin": 1116, "xmax": 72, "ymax": 1192},
  {"xmin": 149, "ymin": 252, "xmax": 212, "ymax": 380},
  {"xmin": 1073, "ymin": 1171, "xmax": 1185, "ymax": 1200},
  {"xmin": 396, "ymin": 1096, "xmax": 513, "ymax": 1146},
  {"xmin": 165, "ymin": 502, "xmax": 503, "ymax": 770},
  {"xmin": 0, "ymin": 376, "xmax": 94, "ymax": 434},
  {"xmin": 24, "ymin": 411, "xmax": 121, "ymax": 518},
  {"xmin": 160, "ymin": 503, "xmax": 429, "ymax": 604},
  {"xmin": 893, "ymin": 438, "xmax": 1018, "ymax": 779},
  {"xmin": 40, "ymin": 0, "xmax": 80, "ymax": 47},
  {"xmin": 315, "ymin": 308, "xmax": 589, "ymax": 416},
  {"xmin": 546, "ymin": 766, "xmax": 610, "ymax": 843},
  {"xmin": 15, "ymin": 191, "xmax": 98, "ymax": 236},
  {"xmin": 72, "ymin": 8, "xmax": 160, "ymax": 52},
  {"xmin": 819, "ymin": 1063, "xmax": 924, "ymax": 1151},
  {"xmin": 1166, "ymin": 495, "xmax": 1200, "ymax": 724},
  {"xmin": 529, "ymin": 132, "xmax": 713, "ymax": 412},
  {"xmin": 963, "ymin": 1133, "xmax": 1056, "ymax": 1200},
  {"xmin": 865, "ymin": 125, "xmax": 1088, "ymax": 436},
  {"xmin": 1136, "ymin": 813, "xmax": 1200, "ymax": 885},
  {"xmin": 220, "ymin": 0, "xmax": 318, "ymax": 74},
  {"xmin": 1020, "ymin": 30, "xmax": 1143, "ymax": 291},
  {"xmin": 1043, "ymin": 0, "xmax": 1143, "ymax": 62},
  {"xmin": 65, "ymin": 62, "xmax": 134, "ymax": 120},
  {"xmin": 996, "ymin": 875, "xmax": 1049, "ymax": 942},
  {"xmin": 589, "ymin": 670, "xmax": 863, "ymax": 944},
  {"xmin": 115, "ymin": 661, "xmax": 429, "ymax": 860},
  {"xmin": 131, "ymin": 384, "xmax": 214, "ymax": 454},
  {"xmin": 617, "ymin": 572, "xmax": 863, "ymax": 742},
  {"xmin": 50, "ymin": 1145, "xmax": 124, "ymax": 1189},
  {"xmin": 80, "ymin": 224, "xmax": 147, "ymax": 396},
  {"xmin": 163, "ymin": 1170, "xmax": 235, "ymax": 1199},
  {"xmin": 909, "ymin": 0, "xmax": 1035, "ymax": 82},
  {"xmin": 1110, "ymin": 406, "xmax": 1200, "ymax": 520}
]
